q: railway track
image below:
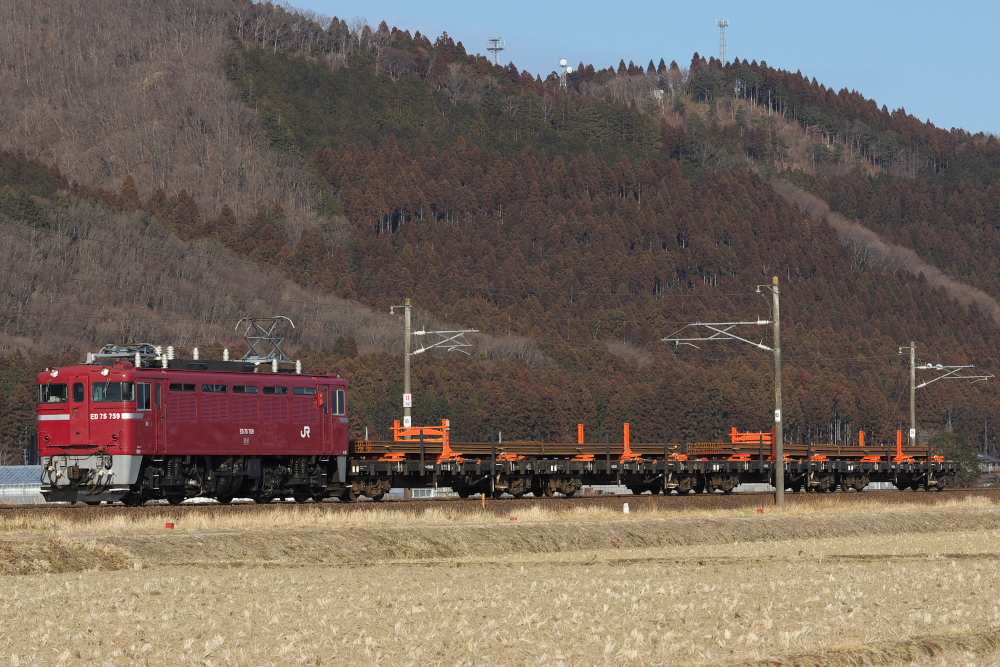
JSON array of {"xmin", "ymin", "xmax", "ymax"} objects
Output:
[{"xmin": 2, "ymin": 487, "xmax": 998, "ymax": 521}]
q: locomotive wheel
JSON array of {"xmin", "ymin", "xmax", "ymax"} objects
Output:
[
  {"xmin": 293, "ymin": 493, "xmax": 312, "ymax": 504},
  {"xmin": 166, "ymin": 495, "xmax": 185, "ymax": 506},
  {"xmin": 456, "ymin": 490, "xmax": 471, "ymax": 499},
  {"xmin": 83, "ymin": 500, "xmax": 101, "ymax": 506},
  {"xmin": 253, "ymin": 496, "xmax": 273, "ymax": 504},
  {"xmin": 216, "ymin": 496, "xmax": 233, "ymax": 505}
]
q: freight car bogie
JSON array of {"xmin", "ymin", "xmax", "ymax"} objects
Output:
[
  {"xmin": 840, "ymin": 474, "xmax": 870, "ymax": 492},
  {"xmin": 705, "ymin": 474, "xmax": 740, "ymax": 494},
  {"xmin": 338, "ymin": 478, "xmax": 391, "ymax": 502}
]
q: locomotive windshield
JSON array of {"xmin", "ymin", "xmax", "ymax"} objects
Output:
[
  {"xmin": 92, "ymin": 381, "xmax": 136, "ymax": 402},
  {"xmin": 38, "ymin": 383, "xmax": 68, "ymax": 403}
]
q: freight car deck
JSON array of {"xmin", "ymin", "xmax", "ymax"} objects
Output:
[{"xmin": 339, "ymin": 422, "xmax": 957, "ymax": 498}]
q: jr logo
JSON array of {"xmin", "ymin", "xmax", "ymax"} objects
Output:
[{"xmin": 300, "ymin": 426, "xmax": 311, "ymax": 438}]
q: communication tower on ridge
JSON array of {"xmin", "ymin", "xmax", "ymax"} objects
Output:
[
  {"xmin": 487, "ymin": 36, "xmax": 505, "ymax": 64},
  {"xmin": 716, "ymin": 19, "xmax": 729, "ymax": 64},
  {"xmin": 558, "ymin": 58, "xmax": 574, "ymax": 90}
]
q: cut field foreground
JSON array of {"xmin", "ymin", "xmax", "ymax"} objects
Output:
[{"xmin": 2, "ymin": 498, "xmax": 1000, "ymax": 665}]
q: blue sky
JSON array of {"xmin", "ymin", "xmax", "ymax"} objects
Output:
[{"xmin": 289, "ymin": 1, "xmax": 997, "ymax": 135}]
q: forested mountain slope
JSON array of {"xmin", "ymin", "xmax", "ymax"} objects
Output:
[{"xmin": 0, "ymin": 0, "xmax": 998, "ymax": 464}]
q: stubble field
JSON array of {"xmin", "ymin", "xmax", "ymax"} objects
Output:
[{"xmin": 2, "ymin": 496, "xmax": 1000, "ymax": 666}]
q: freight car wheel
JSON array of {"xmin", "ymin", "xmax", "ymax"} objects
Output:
[
  {"xmin": 339, "ymin": 488, "xmax": 358, "ymax": 503},
  {"xmin": 121, "ymin": 493, "xmax": 144, "ymax": 507},
  {"xmin": 370, "ymin": 493, "xmax": 385, "ymax": 502}
]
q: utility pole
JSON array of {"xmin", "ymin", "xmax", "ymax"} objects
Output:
[
  {"xmin": 403, "ymin": 298, "xmax": 412, "ymax": 429},
  {"xmin": 662, "ymin": 276, "xmax": 785, "ymax": 507},
  {"xmin": 899, "ymin": 341, "xmax": 993, "ymax": 448},
  {"xmin": 909, "ymin": 341, "xmax": 916, "ymax": 446},
  {"xmin": 391, "ymin": 299, "xmax": 414, "ymax": 431},
  {"xmin": 390, "ymin": 298, "xmax": 478, "ymax": 434},
  {"xmin": 772, "ymin": 276, "xmax": 784, "ymax": 507},
  {"xmin": 898, "ymin": 341, "xmax": 917, "ymax": 445}
]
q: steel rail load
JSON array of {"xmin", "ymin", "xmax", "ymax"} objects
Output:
[{"xmin": 37, "ymin": 345, "xmax": 959, "ymax": 504}]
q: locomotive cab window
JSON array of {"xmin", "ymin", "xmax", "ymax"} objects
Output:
[
  {"xmin": 263, "ymin": 386, "xmax": 288, "ymax": 395},
  {"xmin": 137, "ymin": 382, "xmax": 151, "ymax": 410},
  {"xmin": 334, "ymin": 389, "xmax": 346, "ymax": 415},
  {"xmin": 92, "ymin": 381, "xmax": 135, "ymax": 402},
  {"xmin": 72, "ymin": 383, "xmax": 85, "ymax": 403},
  {"xmin": 38, "ymin": 383, "xmax": 68, "ymax": 404},
  {"xmin": 233, "ymin": 385, "xmax": 258, "ymax": 394}
]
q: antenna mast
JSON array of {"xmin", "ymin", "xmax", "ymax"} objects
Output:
[
  {"xmin": 487, "ymin": 36, "xmax": 505, "ymax": 65},
  {"xmin": 716, "ymin": 19, "xmax": 729, "ymax": 64},
  {"xmin": 558, "ymin": 57, "xmax": 574, "ymax": 90}
]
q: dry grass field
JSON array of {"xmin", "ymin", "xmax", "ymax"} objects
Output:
[{"xmin": 2, "ymin": 497, "xmax": 1000, "ymax": 666}]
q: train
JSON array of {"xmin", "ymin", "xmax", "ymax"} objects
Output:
[{"xmin": 37, "ymin": 344, "xmax": 960, "ymax": 504}]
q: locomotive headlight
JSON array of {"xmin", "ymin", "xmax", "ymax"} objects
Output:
[
  {"xmin": 100, "ymin": 367, "xmax": 110, "ymax": 377},
  {"xmin": 50, "ymin": 369, "xmax": 58, "ymax": 378}
]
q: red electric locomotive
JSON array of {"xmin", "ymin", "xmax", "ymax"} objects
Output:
[{"xmin": 38, "ymin": 344, "xmax": 350, "ymax": 505}]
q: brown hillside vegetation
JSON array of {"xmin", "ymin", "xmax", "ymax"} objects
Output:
[
  {"xmin": 771, "ymin": 179, "xmax": 1000, "ymax": 327},
  {"xmin": 0, "ymin": 0, "xmax": 330, "ymax": 243},
  {"xmin": 0, "ymin": 201, "xmax": 546, "ymax": 361}
]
